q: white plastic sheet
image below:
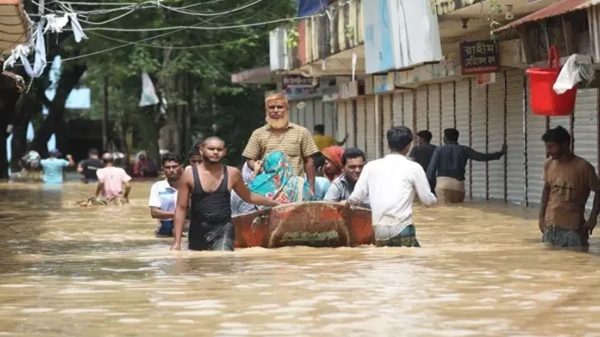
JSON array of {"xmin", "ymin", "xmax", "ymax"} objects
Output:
[{"xmin": 139, "ymin": 72, "xmax": 160, "ymax": 107}]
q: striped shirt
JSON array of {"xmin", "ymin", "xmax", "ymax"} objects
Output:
[{"xmin": 242, "ymin": 123, "xmax": 319, "ymax": 176}]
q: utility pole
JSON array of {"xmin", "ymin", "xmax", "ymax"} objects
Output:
[{"xmin": 102, "ymin": 76, "xmax": 109, "ymax": 151}]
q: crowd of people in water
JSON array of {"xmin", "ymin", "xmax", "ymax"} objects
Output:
[{"xmin": 15, "ymin": 93, "xmax": 600, "ymax": 252}]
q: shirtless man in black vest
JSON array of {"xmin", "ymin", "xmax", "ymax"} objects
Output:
[{"xmin": 171, "ymin": 137, "xmax": 279, "ymax": 251}]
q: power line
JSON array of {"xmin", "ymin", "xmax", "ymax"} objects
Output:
[
  {"xmin": 75, "ymin": 15, "xmax": 316, "ymax": 32},
  {"xmin": 90, "ymin": 31, "xmax": 266, "ymax": 50},
  {"xmin": 156, "ymin": 0, "xmax": 264, "ymax": 17}
]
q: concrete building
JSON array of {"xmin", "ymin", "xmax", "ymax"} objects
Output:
[{"xmin": 249, "ymin": 0, "xmax": 600, "ymax": 207}]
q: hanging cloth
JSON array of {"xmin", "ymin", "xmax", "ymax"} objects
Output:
[
  {"xmin": 67, "ymin": 13, "xmax": 88, "ymax": 43},
  {"xmin": 139, "ymin": 72, "xmax": 160, "ymax": 107},
  {"xmin": 21, "ymin": 23, "xmax": 47, "ymax": 78}
]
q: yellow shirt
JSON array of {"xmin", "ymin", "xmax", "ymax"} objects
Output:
[
  {"xmin": 242, "ymin": 123, "xmax": 319, "ymax": 176},
  {"xmin": 313, "ymin": 134, "xmax": 336, "ymax": 151}
]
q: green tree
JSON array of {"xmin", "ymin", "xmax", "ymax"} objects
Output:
[{"xmin": 7, "ymin": 0, "xmax": 295, "ymax": 175}]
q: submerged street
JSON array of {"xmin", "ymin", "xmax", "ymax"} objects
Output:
[{"xmin": 1, "ymin": 181, "xmax": 599, "ymax": 337}]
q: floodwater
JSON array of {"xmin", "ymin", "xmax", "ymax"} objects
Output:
[{"xmin": 0, "ymin": 181, "xmax": 599, "ymax": 337}]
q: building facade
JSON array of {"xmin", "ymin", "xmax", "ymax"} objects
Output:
[{"xmin": 266, "ymin": 0, "xmax": 600, "ymax": 207}]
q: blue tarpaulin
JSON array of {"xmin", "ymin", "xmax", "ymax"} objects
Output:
[{"xmin": 297, "ymin": 0, "xmax": 328, "ymax": 16}]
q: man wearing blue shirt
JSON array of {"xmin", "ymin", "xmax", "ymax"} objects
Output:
[{"xmin": 40, "ymin": 149, "xmax": 75, "ymax": 184}]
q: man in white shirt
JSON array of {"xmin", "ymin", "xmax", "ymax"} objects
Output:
[
  {"xmin": 148, "ymin": 153, "xmax": 183, "ymax": 236},
  {"xmin": 347, "ymin": 126, "xmax": 437, "ymax": 247}
]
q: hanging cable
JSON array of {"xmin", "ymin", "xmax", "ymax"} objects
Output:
[
  {"xmin": 156, "ymin": 0, "xmax": 264, "ymax": 17},
  {"xmin": 74, "ymin": 15, "xmax": 318, "ymax": 32},
  {"xmin": 89, "ymin": 31, "xmax": 267, "ymax": 50}
]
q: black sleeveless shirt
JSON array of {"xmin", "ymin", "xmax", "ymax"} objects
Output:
[{"xmin": 190, "ymin": 165, "xmax": 232, "ymax": 224}]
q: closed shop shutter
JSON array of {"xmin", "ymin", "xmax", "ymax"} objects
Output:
[
  {"xmin": 403, "ymin": 91, "xmax": 414, "ymax": 132},
  {"xmin": 323, "ymin": 102, "xmax": 336, "ymax": 138},
  {"xmin": 416, "ymin": 86, "xmax": 428, "ymax": 132},
  {"xmin": 365, "ymin": 96, "xmax": 377, "ymax": 160},
  {"xmin": 393, "ymin": 92, "xmax": 403, "ymax": 127},
  {"xmin": 290, "ymin": 102, "xmax": 299, "ymax": 124},
  {"xmin": 573, "ymin": 89, "xmax": 599, "ymax": 209},
  {"xmin": 383, "ymin": 94, "xmax": 393, "ymax": 155},
  {"xmin": 548, "ymin": 114, "xmax": 571, "ymax": 130},
  {"xmin": 487, "ymin": 72, "xmax": 506, "ymax": 201},
  {"xmin": 356, "ymin": 98, "xmax": 367, "ymax": 153},
  {"xmin": 455, "ymin": 80, "xmax": 471, "ymax": 196},
  {"xmin": 441, "ymin": 82, "xmax": 455, "ymax": 133},
  {"xmin": 505, "ymin": 69, "xmax": 526, "ymax": 204},
  {"xmin": 346, "ymin": 101, "xmax": 356, "ymax": 148},
  {"xmin": 315, "ymin": 101, "xmax": 324, "ymax": 126},
  {"xmin": 336, "ymin": 102, "xmax": 346, "ymax": 142},
  {"xmin": 309, "ymin": 99, "xmax": 320, "ymax": 130},
  {"xmin": 471, "ymin": 81, "xmax": 487, "ymax": 199},
  {"xmin": 303, "ymin": 100, "xmax": 314, "ymax": 128},
  {"xmin": 428, "ymin": 84, "xmax": 442, "ymax": 145},
  {"xmin": 526, "ymin": 105, "xmax": 547, "ymax": 206}
]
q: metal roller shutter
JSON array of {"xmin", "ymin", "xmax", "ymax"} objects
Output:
[
  {"xmin": 383, "ymin": 94, "xmax": 393, "ymax": 155},
  {"xmin": 441, "ymin": 82, "xmax": 455, "ymax": 134},
  {"xmin": 470, "ymin": 81, "xmax": 487, "ymax": 199},
  {"xmin": 311, "ymin": 99, "xmax": 321, "ymax": 130},
  {"xmin": 365, "ymin": 96, "xmax": 377, "ymax": 160},
  {"xmin": 455, "ymin": 80, "xmax": 471, "ymax": 196},
  {"xmin": 290, "ymin": 102, "xmax": 299, "ymax": 124},
  {"xmin": 416, "ymin": 86, "xmax": 428, "ymax": 132},
  {"xmin": 356, "ymin": 98, "xmax": 367, "ymax": 153},
  {"xmin": 303, "ymin": 100, "xmax": 313, "ymax": 128},
  {"xmin": 526, "ymin": 108, "xmax": 547, "ymax": 206},
  {"xmin": 393, "ymin": 92, "xmax": 403, "ymax": 127},
  {"xmin": 573, "ymin": 89, "xmax": 599, "ymax": 209},
  {"xmin": 548, "ymin": 115, "xmax": 571, "ymax": 130},
  {"xmin": 505, "ymin": 69, "xmax": 526, "ymax": 204},
  {"xmin": 487, "ymin": 72, "xmax": 506, "ymax": 201},
  {"xmin": 346, "ymin": 101, "xmax": 356, "ymax": 148},
  {"xmin": 428, "ymin": 84, "xmax": 441, "ymax": 145},
  {"xmin": 403, "ymin": 91, "xmax": 414, "ymax": 133},
  {"xmin": 323, "ymin": 102, "xmax": 336, "ymax": 138},
  {"xmin": 336, "ymin": 102, "xmax": 346, "ymax": 142},
  {"xmin": 315, "ymin": 101, "xmax": 324, "ymax": 127}
]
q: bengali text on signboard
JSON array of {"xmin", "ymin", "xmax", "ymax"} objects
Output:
[{"xmin": 460, "ymin": 39, "xmax": 500, "ymax": 75}]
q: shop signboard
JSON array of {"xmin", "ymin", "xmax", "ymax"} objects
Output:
[
  {"xmin": 460, "ymin": 39, "xmax": 500, "ymax": 75},
  {"xmin": 338, "ymin": 80, "xmax": 366, "ymax": 99},
  {"xmin": 373, "ymin": 73, "xmax": 395, "ymax": 93},
  {"xmin": 322, "ymin": 86, "xmax": 340, "ymax": 102},
  {"xmin": 363, "ymin": 0, "xmax": 443, "ymax": 74},
  {"xmin": 282, "ymin": 75, "xmax": 317, "ymax": 98}
]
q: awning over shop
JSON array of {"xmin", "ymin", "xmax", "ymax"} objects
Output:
[
  {"xmin": 231, "ymin": 66, "xmax": 275, "ymax": 84},
  {"xmin": 0, "ymin": 0, "xmax": 29, "ymax": 55},
  {"xmin": 495, "ymin": 0, "xmax": 600, "ymax": 33}
]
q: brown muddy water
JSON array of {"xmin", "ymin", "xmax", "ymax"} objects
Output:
[{"xmin": 0, "ymin": 181, "xmax": 599, "ymax": 337}]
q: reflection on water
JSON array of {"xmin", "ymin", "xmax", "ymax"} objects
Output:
[{"xmin": 0, "ymin": 181, "xmax": 599, "ymax": 336}]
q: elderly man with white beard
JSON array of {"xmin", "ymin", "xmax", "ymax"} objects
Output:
[{"xmin": 242, "ymin": 93, "xmax": 320, "ymax": 192}]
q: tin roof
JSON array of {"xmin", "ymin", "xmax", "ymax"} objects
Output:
[
  {"xmin": 494, "ymin": 0, "xmax": 600, "ymax": 33},
  {"xmin": 0, "ymin": 0, "xmax": 29, "ymax": 54}
]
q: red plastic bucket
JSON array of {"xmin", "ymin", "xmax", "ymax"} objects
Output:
[{"xmin": 526, "ymin": 46, "xmax": 577, "ymax": 116}]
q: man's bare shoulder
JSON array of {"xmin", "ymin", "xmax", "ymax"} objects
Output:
[
  {"xmin": 227, "ymin": 165, "xmax": 242, "ymax": 178},
  {"xmin": 181, "ymin": 165, "xmax": 196, "ymax": 186}
]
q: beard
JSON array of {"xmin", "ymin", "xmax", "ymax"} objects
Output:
[{"xmin": 266, "ymin": 116, "xmax": 289, "ymax": 130}]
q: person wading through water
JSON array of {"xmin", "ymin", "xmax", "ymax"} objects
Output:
[
  {"xmin": 539, "ymin": 126, "xmax": 600, "ymax": 248},
  {"xmin": 171, "ymin": 137, "xmax": 279, "ymax": 251}
]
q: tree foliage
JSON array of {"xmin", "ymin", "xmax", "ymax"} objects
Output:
[{"xmin": 61, "ymin": 0, "xmax": 296, "ymax": 165}]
